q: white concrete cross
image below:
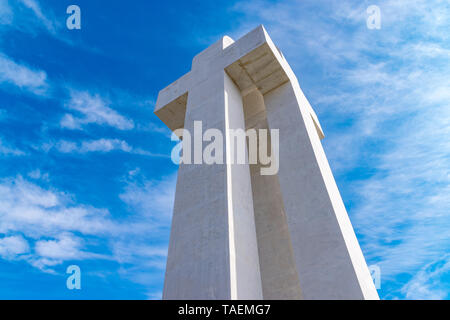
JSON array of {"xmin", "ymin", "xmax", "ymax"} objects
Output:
[{"xmin": 155, "ymin": 25, "xmax": 379, "ymax": 300}]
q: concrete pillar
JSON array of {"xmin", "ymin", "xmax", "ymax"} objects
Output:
[
  {"xmin": 243, "ymin": 89, "xmax": 302, "ymax": 299},
  {"xmin": 163, "ymin": 39, "xmax": 262, "ymax": 299}
]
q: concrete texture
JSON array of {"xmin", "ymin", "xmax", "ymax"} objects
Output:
[
  {"xmin": 155, "ymin": 25, "xmax": 379, "ymax": 300},
  {"xmin": 243, "ymin": 89, "xmax": 302, "ymax": 299},
  {"xmin": 161, "ymin": 37, "xmax": 262, "ymax": 300}
]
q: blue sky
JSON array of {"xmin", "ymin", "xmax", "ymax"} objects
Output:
[{"xmin": 0, "ymin": 0, "xmax": 448, "ymax": 299}]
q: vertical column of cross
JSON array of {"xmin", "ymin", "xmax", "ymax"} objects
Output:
[
  {"xmin": 163, "ymin": 41, "xmax": 262, "ymax": 299},
  {"xmin": 223, "ymin": 73, "xmax": 263, "ymax": 300},
  {"xmin": 242, "ymin": 89, "xmax": 303, "ymax": 299},
  {"xmin": 163, "ymin": 70, "xmax": 231, "ymax": 299}
]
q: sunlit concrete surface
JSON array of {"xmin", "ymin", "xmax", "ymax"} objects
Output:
[{"xmin": 155, "ymin": 25, "xmax": 379, "ymax": 300}]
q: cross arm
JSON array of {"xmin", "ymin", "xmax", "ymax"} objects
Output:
[
  {"xmin": 223, "ymin": 25, "xmax": 325, "ymax": 140},
  {"xmin": 154, "ymin": 71, "xmax": 191, "ymax": 134}
]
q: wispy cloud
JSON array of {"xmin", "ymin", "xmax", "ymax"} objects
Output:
[
  {"xmin": 0, "ymin": 0, "xmax": 13, "ymax": 26},
  {"xmin": 0, "ymin": 175, "xmax": 115, "ymax": 271},
  {"xmin": 61, "ymin": 91, "xmax": 134, "ymax": 130},
  {"xmin": 27, "ymin": 169, "xmax": 49, "ymax": 181},
  {"xmin": 33, "ymin": 233, "xmax": 108, "ymax": 268},
  {"xmin": 0, "ymin": 0, "xmax": 58, "ymax": 36},
  {"xmin": 17, "ymin": 0, "xmax": 56, "ymax": 33},
  {"xmin": 112, "ymin": 241, "xmax": 168, "ymax": 285},
  {"xmin": 120, "ymin": 172, "xmax": 176, "ymax": 224},
  {"xmin": 0, "ymin": 235, "xmax": 29, "ymax": 260},
  {"xmin": 111, "ymin": 171, "xmax": 176, "ymax": 288},
  {"xmin": 0, "ymin": 176, "xmax": 116, "ymax": 239},
  {"xmin": 0, "ymin": 137, "xmax": 26, "ymax": 156},
  {"xmin": 0, "ymin": 0, "xmax": 103, "ymax": 62},
  {"xmin": 0, "ymin": 53, "xmax": 48, "ymax": 95},
  {"xmin": 401, "ymin": 255, "xmax": 450, "ymax": 300},
  {"xmin": 56, "ymin": 139, "xmax": 133, "ymax": 154},
  {"xmin": 39, "ymin": 138, "xmax": 169, "ymax": 158},
  {"xmin": 0, "ymin": 174, "xmax": 174, "ymax": 275}
]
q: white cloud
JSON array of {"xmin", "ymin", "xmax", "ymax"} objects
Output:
[
  {"xmin": 112, "ymin": 241, "xmax": 167, "ymax": 268},
  {"xmin": 136, "ymin": 122, "xmax": 171, "ymax": 136},
  {"xmin": 401, "ymin": 255, "xmax": 450, "ymax": 300},
  {"xmin": 1, "ymin": 0, "xmax": 100, "ymax": 55},
  {"xmin": 0, "ymin": 54, "xmax": 48, "ymax": 95},
  {"xmin": 0, "ymin": 174, "xmax": 173, "ymax": 277},
  {"xmin": 0, "ymin": 138, "xmax": 25, "ymax": 156},
  {"xmin": 0, "ymin": 0, "xmax": 13, "ymax": 25},
  {"xmin": 81, "ymin": 139, "xmax": 132, "ymax": 153},
  {"xmin": 0, "ymin": 235, "xmax": 29, "ymax": 260},
  {"xmin": 0, "ymin": 0, "xmax": 57, "ymax": 35},
  {"xmin": 109, "ymin": 172, "xmax": 176, "ymax": 285},
  {"xmin": 27, "ymin": 169, "xmax": 49, "ymax": 181},
  {"xmin": 56, "ymin": 139, "xmax": 132, "ymax": 154},
  {"xmin": 17, "ymin": 0, "xmax": 56, "ymax": 33},
  {"xmin": 40, "ymin": 138, "xmax": 169, "ymax": 158},
  {"xmin": 62, "ymin": 91, "xmax": 134, "ymax": 130},
  {"xmin": 120, "ymin": 173, "xmax": 176, "ymax": 223},
  {"xmin": 0, "ymin": 176, "xmax": 117, "ymax": 240},
  {"xmin": 114, "ymin": 242, "xmax": 168, "ymax": 287},
  {"xmin": 34, "ymin": 232, "xmax": 107, "ymax": 265},
  {"xmin": 35, "ymin": 235, "xmax": 84, "ymax": 260}
]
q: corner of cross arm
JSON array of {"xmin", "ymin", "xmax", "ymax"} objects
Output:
[{"xmin": 154, "ymin": 71, "xmax": 192, "ymax": 133}]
